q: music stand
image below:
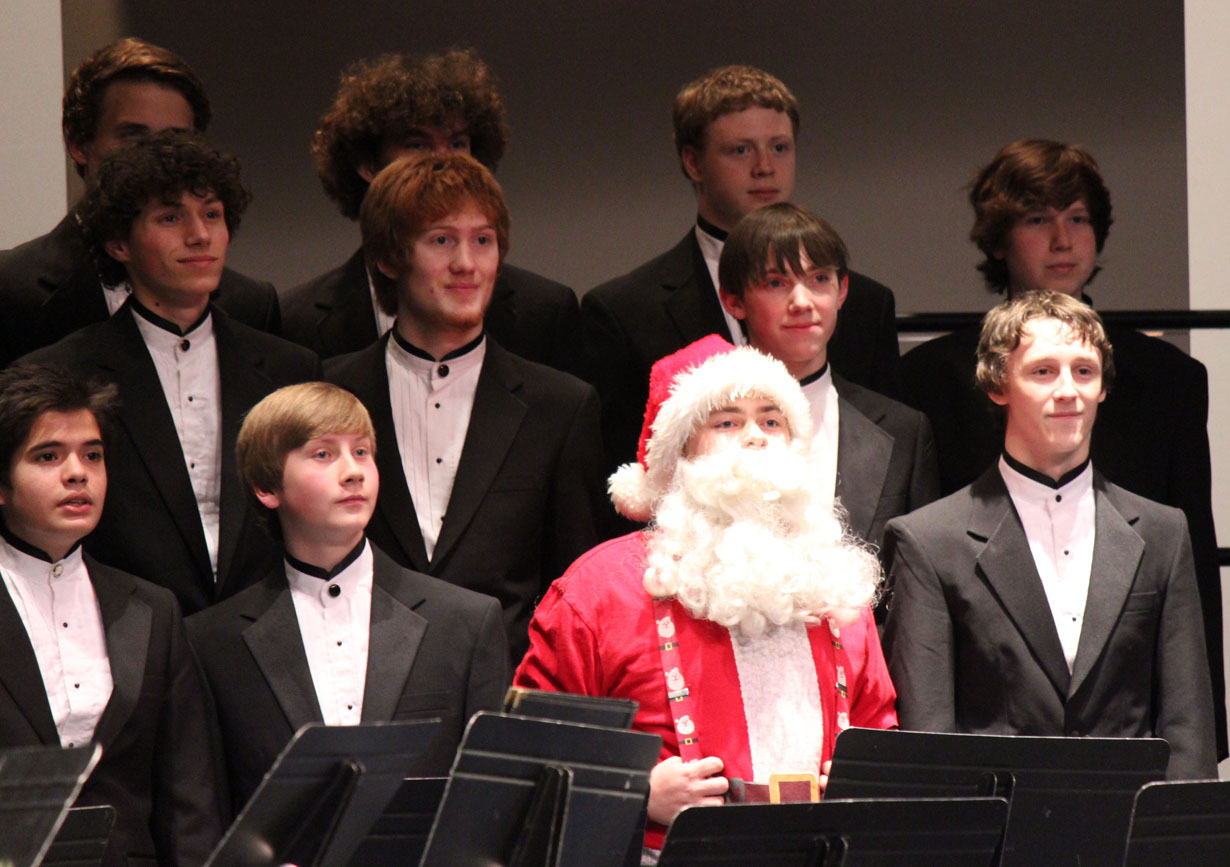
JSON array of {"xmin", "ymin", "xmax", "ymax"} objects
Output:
[
  {"xmin": 826, "ymin": 728, "xmax": 1169, "ymax": 867},
  {"xmin": 207, "ymin": 718, "xmax": 441, "ymax": 867},
  {"xmin": 504, "ymin": 687, "xmax": 638, "ymax": 729},
  {"xmin": 657, "ymin": 797, "xmax": 1008, "ymax": 866},
  {"xmin": 1123, "ymin": 779, "xmax": 1230, "ymax": 865},
  {"xmin": 344, "ymin": 777, "xmax": 446, "ymax": 866},
  {"xmin": 0, "ymin": 743, "xmax": 101, "ymax": 867},
  {"xmin": 40, "ymin": 805, "xmax": 115, "ymax": 867},
  {"xmin": 420, "ymin": 711, "xmax": 661, "ymax": 867}
]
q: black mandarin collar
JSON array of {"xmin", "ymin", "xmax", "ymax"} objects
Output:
[
  {"xmin": 0, "ymin": 521, "xmax": 79, "ymax": 563},
  {"xmin": 798, "ymin": 362, "xmax": 830, "ymax": 387},
  {"xmin": 127, "ymin": 296, "xmax": 211, "ymax": 336},
  {"xmin": 696, "ymin": 215, "xmax": 728, "ymax": 243},
  {"xmin": 284, "ymin": 537, "xmax": 366, "ymax": 581},
  {"xmin": 391, "ymin": 329, "xmax": 485, "ymax": 363},
  {"xmin": 1002, "ymin": 450, "xmax": 1091, "ymax": 490}
]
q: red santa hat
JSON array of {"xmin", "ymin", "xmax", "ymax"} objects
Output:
[{"xmin": 609, "ymin": 335, "xmax": 813, "ymax": 522}]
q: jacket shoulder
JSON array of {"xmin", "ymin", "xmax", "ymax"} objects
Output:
[{"xmin": 585, "ymin": 234, "xmax": 694, "ymax": 307}]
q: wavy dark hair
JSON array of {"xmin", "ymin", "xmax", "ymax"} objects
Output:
[
  {"xmin": 76, "ymin": 130, "xmax": 250, "ymax": 285},
  {"xmin": 312, "ymin": 49, "xmax": 508, "ymax": 220}
]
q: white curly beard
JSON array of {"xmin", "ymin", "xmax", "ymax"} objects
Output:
[{"xmin": 643, "ymin": 440, "xmax": 881, "ymax": 637}]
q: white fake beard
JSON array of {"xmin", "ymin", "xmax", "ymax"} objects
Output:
[{"xmin": 643, "ymin": 441, "xmax": 881, "ymax": 637}]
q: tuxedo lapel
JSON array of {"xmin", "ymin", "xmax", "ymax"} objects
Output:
[
  {"xmin": 32, "ymin": 217, "xmax": 109, "ymax": 342},
  {"xmin": 1068, "ymin": 477, "xmax": 1144, "ymax": 698},
  {"xmin": 834, "ymin": 392, "xmax": 893, "ymax": 540},
  {"xmin": 91, "ymin": 566, "xmax": 149, "ymax": 748},
  {"xmin": 101, "ymin": 310, "xmax": 212, "ymax": 577},
  {"xmin": 214, "ymin": 312, "xmax": 275, "ymax": 590},
  {"xmin": 361, "ymin": 552, "xmax": 428, "ymax": 722},
  {"xmin": 317, "ymin": 250, "xmax": 379, "ymax": 353},
  {"xmin": 662, "ymin": 234, "xmax": 734, "ymax": 344},
  {"xmin": 241, "ymin": 578, "xmax": 324, "ymax": 731},
  {"xmin": 350, "ymin": 339, "xmax": 430, "ymax": 571},
  {"xmin": 0, "ymin": 585, "xmax": 59, "ymax": 744},
  {"xmin": 430, "ymin": 342, "xmax": 527, "ymax": 567},
  {"xmin": 968, "ymin": 470, "xmax": 1071, "ymax": 698}
]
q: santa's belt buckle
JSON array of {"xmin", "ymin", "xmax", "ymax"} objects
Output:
[{"xmin": 768, "ymin": 773, "xmax": 820, "ymax": 804}]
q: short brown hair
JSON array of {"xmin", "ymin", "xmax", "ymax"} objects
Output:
[
  {"xmin": 975, "ymin": 291, "xmax": 1115, "ymax": 400},
  {"xmin": 312, "ymin": 49, "xmax": 509, "ymax": 220},
  {"xmin": 969, "ymin": 139, "xmax": 1113, "ymax": 293},
  {"xmin": 0, "ymin": 364, "xmax": 118, "ymax": 489},
  {"xmin": 672, "ymin": 65, "xmax": 799, "ymax": 180},
  {"xmin": 77, "ymin": 130, "xmax": 250, "ymax": 285},
  {"xmin": 360, "ymin": 151, "xmax": 510, "ymax": 316},
  {"xmin": 237, "ymin": 382, "xmax": 377, "ymax": 536},
  {"xmin": 62, "ymin": 37, "xmax": 211, "ymax": 178},
  {"xmin": 719, "ymin": 203, "xmax": 848, "ymax": 299}
]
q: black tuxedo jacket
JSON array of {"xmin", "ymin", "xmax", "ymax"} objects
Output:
[
  {"xmin": 899, "ymin": 318, "xmax": 1226, "ymax": 757},
  {"xmin": 282, "ymin": 248, "xmax": 582, "ymax": 373},
  {"xmin": 325, "ymin": 336, "xmax": 605, "ymax": 663},
  {"xmin": 0, "ymin": 214, "xmax": 282, "ymax": 368},
  {"xmin": 21, "ymin": 306, "xmax": 322, "ymax": 614},
  {"xmin": 0, "ymin": 555, "xmax": 223, "ymax": 866},
  {"xmin": 581, "ymin": 231, "xmax": 901, "ymax": 485},
  {"xmin": 882, "ymin": 466, "xmax": 1217, "ymax": 781},
  {"xmin": 185, "ymin": 544, "xmax": 508, "ymax": 814},
  {"xmin": 833, "ymin": 374, "xmax": 940, "ymax": 552}
]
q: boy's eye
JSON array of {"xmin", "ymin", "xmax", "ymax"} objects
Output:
[{"xmin": 85, "ymin": 449, "xmax": 104, "ymax": 462}]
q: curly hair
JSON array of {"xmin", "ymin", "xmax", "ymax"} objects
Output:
[
  {"xmin": 360, "ymin": 151, "xmax": 510, "ymax": 316},
  {"xmin": 672, "ymin": 65, "xmax": 799, "ymax": 180},
  {"xmin": 62, "ymin": 37, "xmax": 210, "ymax": 178},
  {"xmin": 969, "ymin": 140, "xmax": 1113, "ymax": 293},
  {"xmin": 312, "ymin": 49, "xmax": 509, "ymax": 220},
  {"xmin": 76, "ymin": 130, "xmax": 250, "ymax": 285},
  {"xmin": 975, "ymin": 290, "xmax": 1115, "ymax": 399},
  {"xmin": 0, "ymin": 364, "xmax": 119, "ymax": 489}
]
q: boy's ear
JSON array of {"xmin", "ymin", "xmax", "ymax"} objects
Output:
[
  {"xmin": 104, "ymin": 238, "xmax": 132, "ymax": 263},
  {"xmin": 720, "ymin": 288, "xmax": 747, "ymax": 320},
  {"xmin": 253, "ymin": 487, "xmax": 282, "ymax": 511}
]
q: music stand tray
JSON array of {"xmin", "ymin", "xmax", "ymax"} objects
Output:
[
  {"xmin": 826, "ymin": 728, "xmax": 1169, "ymax": 867},
  {"xmin": 504, "ymin": 687, "xmax": 638, "ymax": 729},
  {"xmin": 40, "ymin": 805, "xmax": 116, "ymax": 867},
  {"xmin": 420, "ymin": 711, "xmax": 660, "ymax": 867},
  {"xmin": 0, "ymin": 743, "xmax": 101, "ymax": 867},
  {"xmin": 657, "ymin": 796, "xmax": 1008, "ymax": 866},
  {"xmin": 1123, "ymin": 779, "xmax": 1230, "ymax": 865},
  {"xmin": 344, "ymin": 776, "xmax": 446, "ymax": 866},
  {"xmin": 207, "ymin": 718, "xmax": 441, "ymax": 867}
]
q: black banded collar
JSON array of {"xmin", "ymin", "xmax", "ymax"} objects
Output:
[
  {"xmin": 0, "ymin": 521, "xmax": 80, "ymax": 564},
  {"xmin": 127, "ymin": 296, "xmax": 211, "ymax": 336},
  {"xmin": 391, "ymin": 328, "xmax": 485, "ymax": 363},
  {"xmin": 284, "ymin": 537, "xmax": 366, "ymax": 581},
  {"xmin": 696, "ymin": 215, "xmax": 728, "ymax": 243},
  {"xmin": 798, "ymin": 362, "xmax": 830, "ymax": 387},
  {"xmin": 1002, "ymin": 450, "xmax": 1091, "ymax": 490}
]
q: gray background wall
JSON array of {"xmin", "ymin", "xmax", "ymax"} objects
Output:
[{"xmin": 82, "ymin": 0, "xmax": 1187, "ymax": 314}]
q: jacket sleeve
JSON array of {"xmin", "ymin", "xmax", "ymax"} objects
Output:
[{"xmin": 882, "ymin": 519, "xmax": 958, "ymax": 733}]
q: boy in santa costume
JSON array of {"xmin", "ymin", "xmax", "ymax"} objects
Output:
[{"xmin": 515, "ymin": 334, "xmax": 897, "ymax": 852}]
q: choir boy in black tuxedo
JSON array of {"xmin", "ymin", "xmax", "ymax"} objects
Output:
[
  {"xmin": 325, "ymin": 151, "xmax": 604, "ymax": 664},
  {"xmin": 582, "ymin": 65, "xmax": 901, "ymax": 498},
  {"xmin": 717, "ymin": 203, "xmax": 938, "ymax": 555},
  {"xmin": 885, "ymin": 291, "xmax": 1216, "ymax": 780},
  {"xmin": 23, "ymin": 132, "xmax": 320, "ymax": 614},
  {"xmin": 0, "ymin": 37, "xmax": 280, "ymax": 367},
  {"xmin": 898, "ymin": 139, "xmax": 1225, "ymax": 757},
  {"xmin": 186, "ymin": 382, "xmax": 507, "ymax": 814},
  {"xmin": 284, "ymin": 49, "xmax": 579, "ymax": 371},
  {"xmin": 0, "ymin": 364, "xmax": 223, "ymax": 866}
]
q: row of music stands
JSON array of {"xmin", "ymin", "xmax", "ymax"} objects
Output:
[{"xmin": 5, "ymin": 710, "xmax": 1230, "ymax": 866}]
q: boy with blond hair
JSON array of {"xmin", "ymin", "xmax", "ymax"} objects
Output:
[{"xmin": 186, "ymin": 381, "xmax": 506, "ymax": 814}]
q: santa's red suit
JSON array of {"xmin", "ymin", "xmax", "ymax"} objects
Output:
[{"xmin": 514, "ymin": 532, "xmax": 898, "ymax": 849}]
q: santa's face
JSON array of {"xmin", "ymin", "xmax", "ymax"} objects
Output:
[{"xmin": 684, "ymin": 396, "xmax": 790, "ymax": 459}]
